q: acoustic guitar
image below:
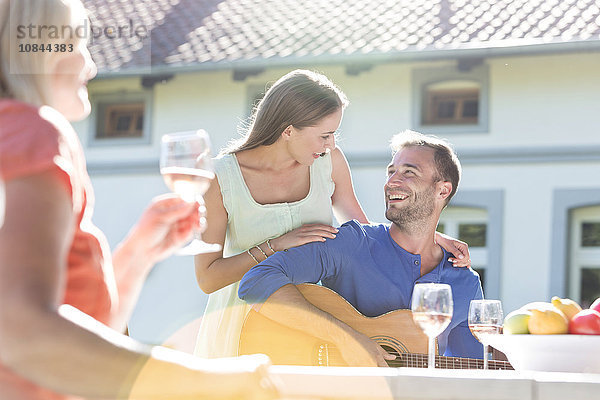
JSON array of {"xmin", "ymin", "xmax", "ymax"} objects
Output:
[{"xmin": 239, "ymin": 284, "xmax": 512, "ymax": 370}]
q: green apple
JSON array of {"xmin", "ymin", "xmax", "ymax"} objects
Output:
[{"xmin": 503, "ymin": 309, "xmax": 532, "ymax": 334}]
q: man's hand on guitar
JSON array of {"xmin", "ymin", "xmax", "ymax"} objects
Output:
[{"xmin": 339, "ymin": 330, "xmax": 396, "ymax": 367}]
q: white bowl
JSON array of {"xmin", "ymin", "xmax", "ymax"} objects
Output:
[{"xmin": 486, "ymin": 334, "xmax": 600, "ymax": 374}]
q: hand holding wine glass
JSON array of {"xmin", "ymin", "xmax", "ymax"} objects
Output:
[
  {"xmin": 468, "ymin": 299, "xmax": 503, "ymax": 369},
  {"xmin": 160, "ymin": 130, "xmax": 222, "ymax": 255},
  {"xmin": 411, "ymin": 283, "xmax": 453, "ymax": 369}
]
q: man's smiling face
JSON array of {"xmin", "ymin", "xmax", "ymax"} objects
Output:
[{"xmin": 384, "ymin": 146, "xmax": 440, "ymax": 228}]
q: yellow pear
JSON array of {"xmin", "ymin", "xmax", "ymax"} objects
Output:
[
  {"xmin": 551, "ymin": 296, "xmax": 582, "ymax": 321},
  {"xmin": 528, "ymin": 308, "xmax": 568, "ymax": 334}
]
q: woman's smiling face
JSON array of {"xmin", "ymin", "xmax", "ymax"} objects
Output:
[
  {"xmin": 286, "ymin": 108, "xmax": 342, "ymax": 165},
  {"xmin": 48, "ymin": 39, "xmax": 97, "ymax": 121}
]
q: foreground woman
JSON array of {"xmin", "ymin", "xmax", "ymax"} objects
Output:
[{"xmin": 0, "ymin": 1, "xmax": 277, "ymax": 399}]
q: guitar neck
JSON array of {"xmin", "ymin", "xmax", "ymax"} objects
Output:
[{"xmin": 389, "ymin": 352, "xmax": 512, "ymax": 370}]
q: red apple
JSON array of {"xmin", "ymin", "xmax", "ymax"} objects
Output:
[
  {"xmin": 569, "ymin": 309, "xmax": 600, "ymax": 335},
  {"xmin": 591, "ymin": 297, "xmax": 600, "ymax": 313}
]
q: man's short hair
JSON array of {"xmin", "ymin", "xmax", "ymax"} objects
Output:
[{"xmin": 390, "ymin": 130, "xmax": 462, "ymax": 205}]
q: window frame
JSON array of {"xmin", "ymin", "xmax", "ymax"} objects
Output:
[
  {"xmin": 102, "ymin": 103, "xmax": 145, "ymax": 138},
  {"xmin": 551, "ymin": 189, "xmax": 600, "ymax": 299},
  {"xmin": 423, "ymin": 87, "xmax": 479, "ymax": 125},
  {"xmin": 446, "ymin": 189, "xmax": 503, "ymax": 299},
  {"xmin": 411, "ymin": 64, "xmax": 489, "ymax": 134},
  {"xmin": 438, "ymin": 207, "xmax": 489, "ymax": 291},
  {"xmin": 569, "ymin": 206, "xmax": 600, "ymax": 307},
  {"xmin": 88, "ymin": 91, "xmax": 153, "ymax": 147}
]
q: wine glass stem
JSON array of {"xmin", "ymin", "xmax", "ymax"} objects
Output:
[
  {"xmin": 483, "ymin": 344, "xmax": 489, "ymax": 370},
  {"xmin": 428, "ymin": 336, "xmax": 435, "ymax": 369}
]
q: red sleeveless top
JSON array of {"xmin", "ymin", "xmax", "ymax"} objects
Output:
[{"xmin": 0, "ymin": 99, "xmax": 116, "ymax": 400}]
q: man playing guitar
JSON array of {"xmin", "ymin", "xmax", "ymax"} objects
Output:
[{"xmin": 239, "ymin": 130, "xmax": 483, "ymax": 367}]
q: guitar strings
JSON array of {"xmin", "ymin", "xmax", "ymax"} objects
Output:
[
  {"xmin": 325, "ymin": 350, "xmax": 512, "ymax": 369},
  {"xmin": 382, "ymin": 351, "xmax": 513, "ymax": 370}
]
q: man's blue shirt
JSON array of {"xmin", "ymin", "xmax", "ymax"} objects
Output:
[{"xmin": 239, "ymin": 220, "xmax": 484, "ymax": 358}]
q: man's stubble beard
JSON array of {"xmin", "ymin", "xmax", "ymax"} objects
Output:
[{"xmin": 385, "ymin": 185, "xmax": 437, "ymax": 235}]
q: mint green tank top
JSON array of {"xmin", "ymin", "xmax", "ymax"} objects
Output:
[{"xmin": 194, "ymin": 152, "xmax": 334, "ymax": 357}]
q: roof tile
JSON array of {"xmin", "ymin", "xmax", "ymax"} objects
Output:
[{"xmin": 82, "ymin": 0, "xmax": 600, "ymax": 73}]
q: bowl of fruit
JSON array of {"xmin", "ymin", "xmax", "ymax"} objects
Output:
[{"xmin": 486, "ymin": 297, "xmax": 600, "ymax": 374}]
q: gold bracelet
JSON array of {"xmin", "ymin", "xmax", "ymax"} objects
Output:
[
  {"xmin": 266, "ymin": 239, "xmax": 276, "ymax": 254},
  {"xmin": 247, "ymin": 249, "xmax": 259, "ymax": 264},
  {"xmin": 255, "ymin": 245, "xmax": 268, "ymax": 260}
]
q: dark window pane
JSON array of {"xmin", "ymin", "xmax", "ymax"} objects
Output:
[
  {"xmin": 472, "ymin": 267, "xmax": 485, "ymax": 291},
  {"xmin": 422, "ymin": 85, "xmax": 479, "ymax": 125},
  {"xmin": 436, "ymin": 101, "xmax": 455, "ymax": 119},
  {"xmin": 116, "ymin": 115, "xmax": 131, "ymax": 131},
  {"xmin": 462, "ymin": 100, "xmax": 479, "ymax": 118},
  {"xmin": 437, "ymin": 223, "xmax": 445, "ymax": 234},
  {"xmin": 582, "ymin": 222, "xmax": 600, "ymax": 247},
  {"xmin": 458, "ymin": 223, "xmax": 487, "ymax": 247},
  {"xmin": 580, "ymin": 268, "xmax": 600, "ymax": 308},
  {"xmin": 95, "ymin": 102, "xmax": 145, "ymax": 139}
]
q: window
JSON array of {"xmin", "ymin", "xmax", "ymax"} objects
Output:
[
  {"xmin": 422, "ymin": 80, "xmax": 479, "ymax": 125},
  {"xmin": 412, "ymin": 65, "xmax": 489, "ymax": 134},
  {"xmin": 99, "ymin": 103, "xmax": 144, "ymax": 139},
  {"xmin": 581, "ymin": 269, "xmax": 600, "ymax": 307},
  {"xmin": 581, "ymin": 222, "xmax": 600, "ymax": 247},
  {"xmin": 439, "ymin": 207, "xmax": 489, "ymax": 290},
  {"xmin": 458, "ymin": 223, "xmax": 487, "ymax": 247},
  {"xmin": 569, "ymin": 206, "xmax": 600, "ymax": 308},
  {"xmin": 89, "ymin": 92, "xmax": 152, "ymax": 146}
]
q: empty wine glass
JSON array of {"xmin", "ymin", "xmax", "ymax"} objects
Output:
[
  {"xmin": 468, "ymin": 299, "xmax": 503, "ymax": 369},
  {"xmin": 411, "ymin": 283, "xmax": 453, "ymax": 369},
  {"xmin": 160, "ymin": 130, "xmax": 222, "ymax": 255}
]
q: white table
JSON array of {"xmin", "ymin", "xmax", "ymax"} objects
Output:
[{"xmin": 271, "ymin": 366, "xmax": 600, "ymax": 400}]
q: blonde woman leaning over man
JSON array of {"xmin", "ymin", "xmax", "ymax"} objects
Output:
[
  {"xmin": 193, "ymin": 69, "xmax": 472, "ymax": 358},
  {"xmin": 0, "ymin": 1, "xmax": 278, "ymax": 399}
]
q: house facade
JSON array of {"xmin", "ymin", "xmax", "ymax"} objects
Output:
[{"xmin": 74, "ymin": 0, "xmax": 600, "ymax": 348}]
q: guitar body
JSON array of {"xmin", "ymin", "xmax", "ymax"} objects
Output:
[
  {"xmin": 239, "ymin": 284, "xmax": 430, "ymax": 366},
  {"xmin": 239, "ymin": 284, "xmax": 512, "ymax": 370}
]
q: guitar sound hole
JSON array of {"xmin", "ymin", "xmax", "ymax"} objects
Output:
[
  {"xmin": 380, "ymin": 345, "xmax": 411, "ymax": 368},
  {"xmin": 380, "ymin": 344, "xmax": 396, "ymax": 354}
]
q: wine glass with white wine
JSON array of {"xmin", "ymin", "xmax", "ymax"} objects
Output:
[
  {"xmin": 411, "ymin": 283, "xmax": 453, "ymax": 369},
  {"xmin": 160, "ymin": 130, "xmax": 222, "ymax": 255},
  {"xmin": 468, "ymin": 299, "xmax": 503, "ymax": 369}
]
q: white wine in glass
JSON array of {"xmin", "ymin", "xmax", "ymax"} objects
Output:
[
  {"xmin": 161, "ymin": 167, "xmax": 214, "ymax": 203},
  {"xmin": 411, "ymin": 283, "xmax": 453, "ymax": 369},
  {"xmin": 160, "ymin": 130, "xmax": 222, "ymax": 255},
  {"xmin": 468, "ymin": 299, "xmax": 503, "ymax": 369}
]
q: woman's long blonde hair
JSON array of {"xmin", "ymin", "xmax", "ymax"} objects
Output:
[
  {"xmin": 0, "ymin": 0, "xmax": 87, "ymax": 106},
  {"xmin": 225, "ymin": 69, "xmax": 348, "ymax": 154}
]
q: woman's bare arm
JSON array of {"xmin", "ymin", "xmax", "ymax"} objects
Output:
[
  {"xmin": 194, "ymin": 177, "xmax": 338, "ymax": 294},
  {"xmin": 0, "ymin": 171, "xmax": 276, "ymax": 399},
  {"xmin": 330, "ymin": 147, "xmax": 369, "ymax": 224}
]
